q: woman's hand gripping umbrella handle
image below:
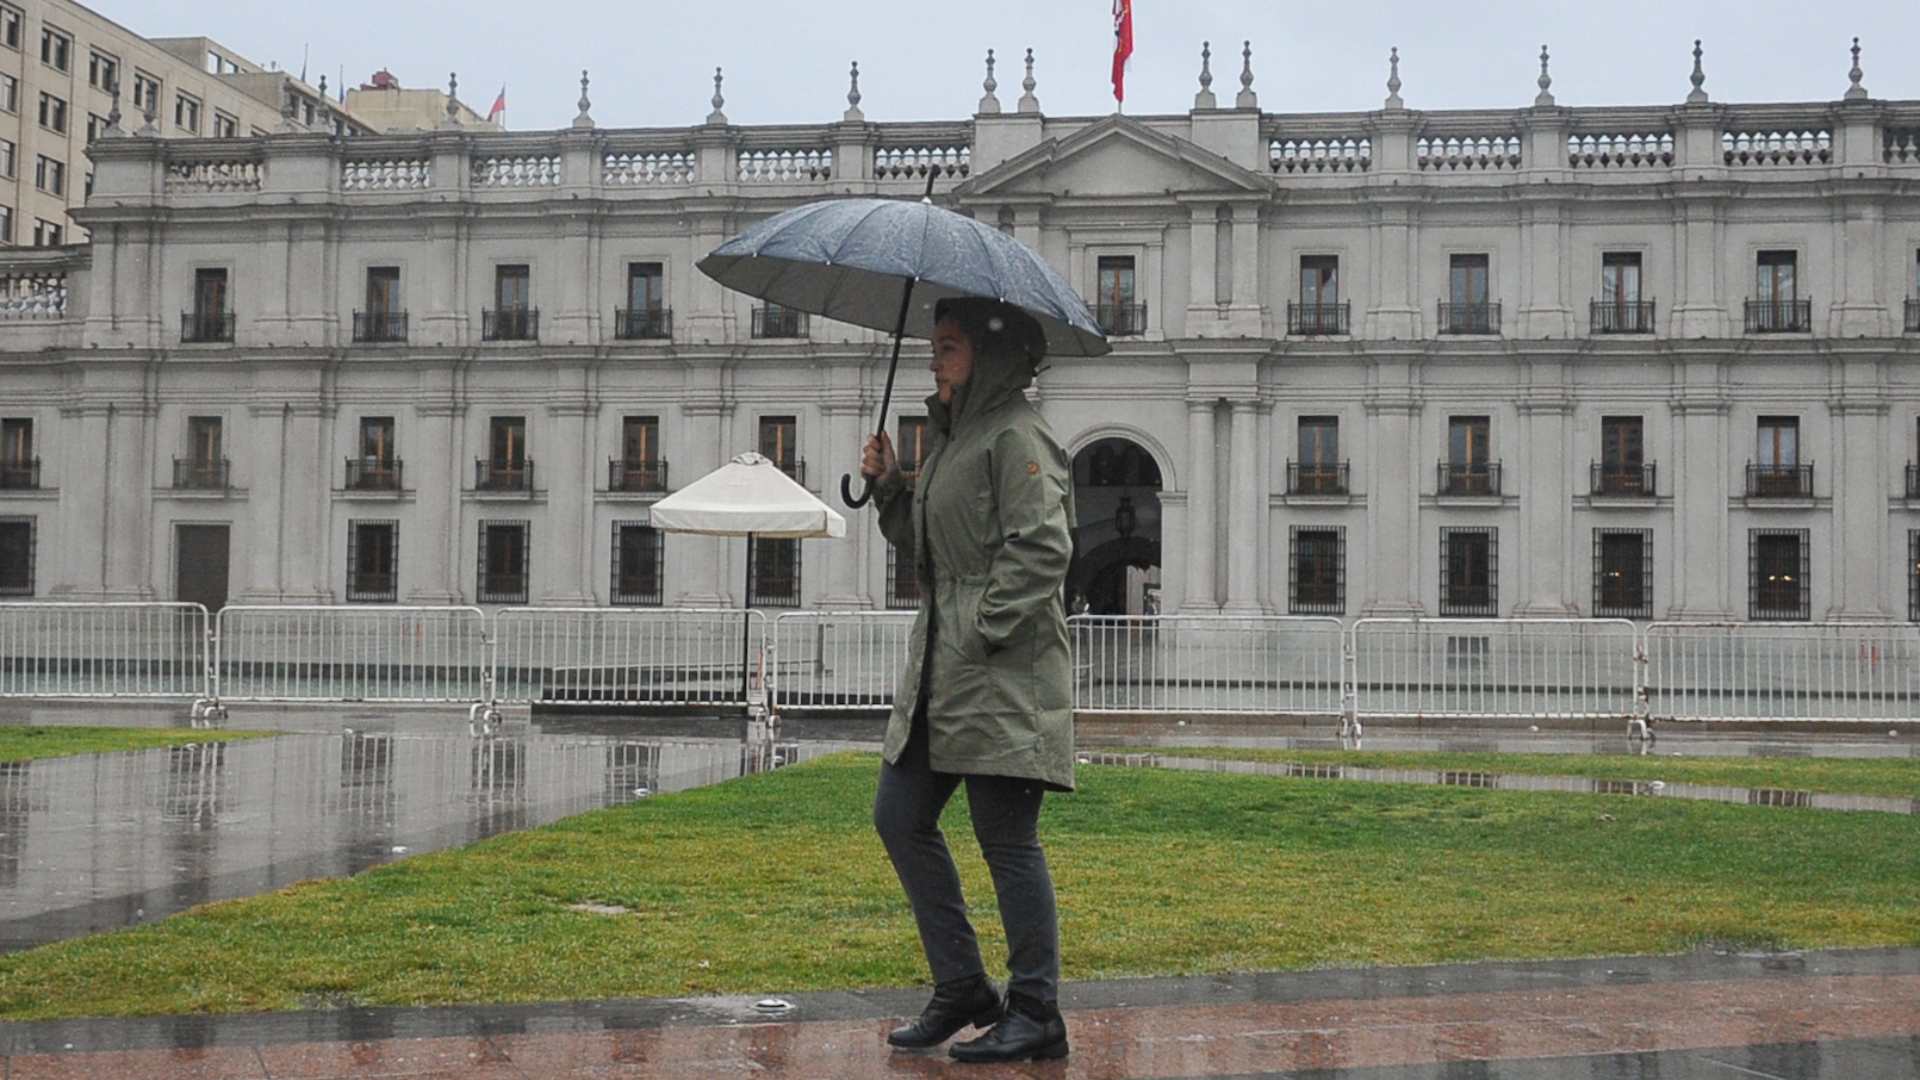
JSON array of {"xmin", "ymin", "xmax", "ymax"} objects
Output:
[{"xmin": 841, "ymin": 272, "xmax": 918, "ymax": 509}]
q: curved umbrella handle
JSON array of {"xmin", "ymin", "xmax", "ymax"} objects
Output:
[{"xmin": 841, "ymin": 473, "xmax": 874, "ymax": 509}]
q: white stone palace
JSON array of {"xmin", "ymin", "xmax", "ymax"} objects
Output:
[{"xmin": 1, "ymin": 42, "xmax": 1918, "ymax": 624}]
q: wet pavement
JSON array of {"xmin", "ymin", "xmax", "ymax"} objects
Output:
[{"xmin": 1, "ymin": 947, "xmax": 1914, "ymax": 1077}]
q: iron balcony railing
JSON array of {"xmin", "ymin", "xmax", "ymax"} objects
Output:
[
  {"xmin": 1745, "ymin": 298, "xmax": 1812, "ymax": 333},
  {"xmin": 1437, "ymin": 301, "xmax": 1500, "ymax": 335},
  {"xmin": 0, "ymin": 457, "xmax": 40, "ymax": 490},
  {"xmin": 1908, "ymin": 463, "xmax": 1920, "ymax": 499},
  {"xmin": 769, "ymin": 458, "xmax": 806, "ymax": 488},
  {"xmin": 482, "ymin": 307, "xmax": 539, "ymax": 341},
  {"xmin": 1095, "ymin": 302, "xmax": 1148, "ymax": 337},
  {"xmin": 172, "ymin": 457, "xmax": 230, "ymax": 490},
  {"xmin": 1906, "ymin": 299, "xmax": 1919, "ymax": 333},
  {"xmin": 615, "ymin": 307, "xmax": 673, "ymax": 340},
  {"xmin": 346, "ymin": 573, "xmax": 396, "ymax": 602},
  {"xmin": 1590, "ymin": 299, "xmax": 1657, "ymax": 334},
  {"xmin": 1590, "ymin": 462, "xmax": 1657, "ymax": 497},
  {"xmin": 475, "ymin": 458, "xmax": 535, "ymax": 492},
  {"xmin": 752, "ymin": 307, "xmax": 808, "ymax": 338},
  {"xmin": 1287, "ymin": 461, "xmax": 1349, "ymax": 495},
  {"xmin": 352, "ymin": 310, "xmax": 409, "ymax": 343},
  {"xmin": 345, "ymin": 458, "xmax": 404, "ymax": 491},
  {"xmin": 1438, "ymin": 461, "xmax": 1502, "ymax": 496},
  {"xmin": 180, "ymin": 311, "xmax": 234, "ymax": 343},
  {"xmin": 1287, "ymin": 301, "xmax": 1350, "ymax": 336},
  {"xmin": 608, "ymin": 458, "xmax": 669, "ymax": 492},
  {"xmin": 1746, "ymin": 462, "xmax": 1814, "ymax": 498}
]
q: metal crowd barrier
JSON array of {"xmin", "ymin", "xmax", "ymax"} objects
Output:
[
  {"xmin": 771, "ymin": 611, "xmax": 915, "ymax": 712},
  {"xmin": 1644, "ymin": 622, "xmax": 1920, "ymax": 723},
  {"xmin": 0, "ymin": 601, "xmax": 210, "ymax": 700},
  {"xmin": 1069, "ymin": 614, "xmax": 1347, "ymax": 716},
  {"xmin": 491, "ymin": 607, "xmax": 769, "ymax": 710},
  {"xmin": 1351, "ymin": 618, "xmax": 1642, "ymax": 722},
  {"xmin": 214, "ymin": 606, "xmax": 490, "ymax": 705}
]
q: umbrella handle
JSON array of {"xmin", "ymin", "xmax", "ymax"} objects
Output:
[{"xmin": 841, "ymin": 473, "xmax": 873, "ymax": 509}]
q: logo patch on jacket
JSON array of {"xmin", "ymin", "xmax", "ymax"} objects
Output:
[{"xmin": 1026, "ymin": 460, "xmax": 1040, "ymax": 476}]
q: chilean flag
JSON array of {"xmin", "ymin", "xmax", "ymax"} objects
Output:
[
  {"xmin": 487, "ymin": 85, "xmax": 507, "ymax": 125},
  {"xmin": 1111, "ymin": 0, "xmax": 1133, "ymax": 105}
]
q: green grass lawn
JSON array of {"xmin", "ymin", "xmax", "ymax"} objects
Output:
[
  {"xmin": 1104, "ymin": 746, "xmax": 1920, "ymax": 800},
  {"xmin": 0, "ymin": 751, "xmax": 1915, "ymax": 1020},
  {"xmin": 0, "ymin": 726, "xmax": 274, "ymax": 764}
]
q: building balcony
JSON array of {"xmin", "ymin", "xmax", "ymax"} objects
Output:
[
  {"xmin": 1746, "ymin": 462, "xmax": 1813, "ymax": 498},
  {"xmin": 352, "ymin": 310, "xmax": 409, "ymax": 343},
  {"xmin": 1589, "ymin": 299, "xmax": 1656, "ymax": 335},
  {"xmin": 1287, "ymin": 461, "xmax": 1350, "ymax": 495},
  {"xmin": 1438, "ymin": 461, "xmax": 1502, "ymax": 497},
  {"xmin": 615, "ymin": 307, "xmax": 673, "ymax": 340},
  {"xmin": 1437, "ymin": 301, "xmax": 1500, "ymax": 335},
  {"xmin": 1095, "ymin": 302, "xmax": 1148, "ymax": 337},
  {"xmin": 0, "ymin": 458, "xmax": 40, "ymax": 490},
  {"xmin": 482, "ymin": 307, "xmax": 539, "ymax": 342},
  {"xmin": 475, "ymin": 458, "xmax": 535, "ymax": 492},
  {"xmin": 752, "ymin": 307, "xmax": 808, "ymax": 339},
  {"xmin": 1590, "ymin": 462, "xmax": 1657, "ymax": 497},
  {"xmin": 1744, "ymin": 299, "xmax": 1812, "ymax": 334},
  {"xmin": 1287, "ymin": 301, "xmax": 1350, "ymax": 336},
  {"xmin": 173, "ymin": 457, "xmax": 230, "ymax": 490},
  {"xmin": 180, "ymin": 312, "xmax": 234, "ymax": 343},
  {"xmin": 1906, "ymin": 299, "xmax": 1919, "ymax": 334},
  {"xmin": 345, "ymin": 458, "xmax": 404, "ymax": 491},
  {"xmin": 608, "ymin": 458, "xmax": 669, "ymax": 492}
]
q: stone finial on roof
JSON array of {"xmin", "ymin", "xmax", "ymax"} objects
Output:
[
  {"xmin": 1534, "ymin": 44, "xmax": 1554, "ymax": 107},
  {"xmin": 707, "ymin": 67, "xmax": 727, "ymax": 125},
  {"xmin": 1018, "ymin": 47, "xmax": 1040, "ymax": 113},
  {"xmin": 1235, "ymin": 41, "xmax": 1256, "ymax": 108},
  {"xmin": 1194, "ymin": 41, "xmax": 1216, "ymax": 109},
  {"xmin": 1844, "ymin": 37, "xmax": 1867, "ymax": 101},
  {"xmin": 978, "ymin": 49, "xmax": 1000, "ymax": 114},
  {"xmin": 574, "ymin": 69, "xmax": 594, "ymax": 128},
  {"xmin": 844, "ymin": 60, "xmax": 864, "ymax": 122},
  {"xmin": 1686, "ymin": 40, "xmax": 1708, "ymax": 104},
  {"xmin": 442, "ymin": 72, "xmax": 461, "ymax": 128},
  {"xmin": 1385, "ymin": 47, "xmax": 1404, "ymax": 110},
  {"xmin": 103, "ymin": 80, "xmax": 124, "ymax": 138}
]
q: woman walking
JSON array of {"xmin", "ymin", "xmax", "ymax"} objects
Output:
[{"xmin": 861, "ymin": 297, "xmax": 1076, "ymax": 1063}]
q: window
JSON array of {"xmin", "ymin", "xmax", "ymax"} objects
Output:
[
  {"xmin": 752, "ymin": 301, "xmax": 806, "ymax": 338},
  {"xmin": 1750, "ymin": 415, "xmax": 1808, "ymax": 497},
  {"xmin": 1601, "ymin": 252, "xmax": 1642, "ymax": 305},
  {"xmin": 0, "ymin": 5, "xmax": 18, "ymax": 50},
  {"xmin": 759, "ymin": 415, "xmax": 800, "ymax": 480},
  {"xmin": 34, "ymin": 156, "xmax": 63, "ymax": 196},
  {"xmin": 749, "ymin": 537, "xmax": 801, "ymax": 607},
  {"xmin": 483, "ymin": 416, "xmax": 529, "ymax": 490},
  {"xmin": 346, "ymin": 521, "xmax": 398, "ymax": 602},
  {"xmin": 38, "ymin": 93, "xmax": 66, "ymax": 134},
  {"xmin": 1095, "ymin": 255, "xmax": 1143, "ymax": 335},
  {"xmin": 615, "ymin": 416, "xmax": 662, "ymax": 490},
  {"xmin": 488, "ymin": 264, "xmax": 533, "ymax": 340},
  {"xmin": 1293, "ymin": 255, "xmax": 1344, "ymax": 334},
  {"xmin": 1439, "ymin": 527, "xmax": 1498, "ymax": 617},
  {"xmin": 1750, "ymin": 529, "xmax": 1810, "ymax": 621},
  {"xmin": 1757, "ymin": 416, "xmax": 1798, "ymax": 468},
  {"xmin": 1756, "ymin": 251, "xmax": 1797, "ymax": 304},
  {"xmin": 0, "ymin": 418, "xmax": 32, "ymax": 489},
  {"xmin": 0, "ymin": 138, "xmax": 13, "ymax": 178},
  {"xmin": 132, "ymin": 73, "xmax": 160, "ymax": 112},
  {"xmin": 365, "ymin": 265, "xmax": 400, "ymax": 313},
  {"xmin": 30, "ymin": 219, "xmax": 61, "ymax": 247},
  {"xmin": 1593, "ymin": 529, "xmax": 1652, "ymax": 619},
  {"xmin": 0, "ymin": 205, "xmax": 12, "ymax": 245},
  {"xmin": 40, "ymin": 27, "xmax": 69, "ymax": 72},
  {"xmin": 1444, "ymin": 415, "xmax": 1495, "ymax": 495},
  {"xmin": 179, "ymin": 416, "xmax": 224, "ymax": 488},
  {"xmin": 1597, "ymin": 416, "xmax": 1647, "ymax": 494},
  {"xmin": 359, "ymin": 417, "xmax": 394, "ymax": 464},
  {"xmin": 611, "ymin": 522, "xmax": 663, "ymax": 606},
  {"xmin": 0, "ymin": 517, "xmax": 33, "ymax": 596},
  {"xmin": 0, "ymin": 73, "xmax": 15, "ymax": 114},
  {"xmin": 1910, "ymin": 532, "xmax": 1919, "ymax": 623},
  {"xmin": 1750, "ymin": 250, "xmax": 1808, "ymax": 332},
  {"xmin": 478, "ymin": 522, "xmax": 530, "ymax": 604},
  {"xmin": 212, "ymin": 112, "xmax": 237, "ymax": 139},
  {"xmin": 1448, "ymin": 254, "xmax": 1490, "ymax": 305},
  {"xmin": 886, "ymin": 543, "xmax": 920, "ymax": 609},
  {"xmin": 191, "ymin": 268, "xmax": 229, "ymax": 337},
  {"xmin": 897, "ymin": 416, "xmax": 928, "ymax": 474},
  {"xmin": 1293, "ymin": 416, "xmax": 1343, "ymax": 494},
  {"xmin": 89, "ymin": 50, "xmax": 117, "ymax": 90},
  {"xmin": 1289, "ymin": 526, "xmax": 1345, "ymax": 615},
  {"xmin": 620, "ymin": 262, "xmax": 667, "ymax": 338},
  {"xmin": 351, "ymin": 416, "xmax": 398, "ymax": 490},
  {"xmin": 85, "ymin": 114, "xmax": 108, "ymax": 144},
  {"xmin": 174, "ymin": 94, "xmax": 200, "ymax": 134}
]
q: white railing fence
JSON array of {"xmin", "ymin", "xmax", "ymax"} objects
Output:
[
  {"xmin": 490, "ymin": 608, "xmax": 768, "ymax": 709},
  {"xmin": 1071, "ymin": 615, "xmax": 1346, "ymax": 716},
  {"xmin": 0, "ymin": 602, "xmax": 209, "ymax": 699},
  {"xmin": 771, "ymin": 611, "xmax": 915, "ymax": 712},
  {"xmin": 1645, "ymin": 622, "xmax": 1920, "ymax": 722},
  {"xmin": 214, "ymin": 606, "xmax": 489, "ymax": 704},
  {"xmin": 1352, "ymin": 618, "xmax": 1643, "ymax": 721}
]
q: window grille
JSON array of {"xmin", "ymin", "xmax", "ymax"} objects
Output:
[
  {"xmin": 1439, "ymin": 527, "xmax": 1498, "ymax": 617},
  {"xmin": 1288, "ymin": 526, "xmax": 1345, "ymax": 615},
  {"xmin": 611, "ymin": 522, "xmax": 664, "ymax": 606},
  {"xmin": 1592, "ymin": 528, "xmax": 1653, "ymax": 619},
  {"xmin": 1748, "ymin": 528, "xmax": 1810, "ymax": 621}
]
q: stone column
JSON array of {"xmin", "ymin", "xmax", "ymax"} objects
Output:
[
  {"xmin": 1181, "ymin": 399, "xmax": 1218, "ymax": 611},
  {"xmin": 1185, "ymin": 203, "xmax": 1218, "ymax": 333},
  {"xmin": 1362, "ymin": 374, "xmax": 1422, "ymax": 615},
  {"xmin": 1669, "ymin": 398, "xmax": 1732, "ymax": 620},
  {"xmin": 1512, "ymin": 397, "xmax": 1575, "ymax": 616},
  {"xmin": 1670, "ymin": 195, "xmax": 1728, "ymax": 339},
  {"xmin": 1364, "ymin": 199, "xmax": 1421, "ymax": 339},
  {"xmin": 55, "ymin": 406, "xmax": 110, "ymax": 596},
  {"xmin": 1828, "ymin": 398, "xmax": 1889, "ymax": 619},
  {"xmin": 675, "ymin": 402, "xmax": 733, "ymax": 607},
  {"xmin": 406, "ymin": 403, "xmax": 463, "ymax": 604},
  {"xmin": 280, "ymin": 405, "xmax": 330, "ymax": 602},
  {"xmin": 239, "ymin": 404, "xmax": 288, "ymax": 602},
  {"xmin": 1223, "ymin": 400, "xmax": 1263, "ymax": 613},
  {"xmin": 817, "ymin": 402, "xmax": 869, "ymax": 608},
  {"xmin": 541, "ymin": 400, "xmax": 595, "ymax": 605},
  {"xmin": 103, "ymin": 403, "xmax": 156, "ymax": 599}
]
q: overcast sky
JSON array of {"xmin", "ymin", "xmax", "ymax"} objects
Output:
[{"xmin": 96, "ymin": 0, "xmax": 1918, "ymax": 130}]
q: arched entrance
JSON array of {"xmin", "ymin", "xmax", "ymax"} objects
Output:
[{"xmin": 1068, "ymin": 437, "xmax": 1163, "ymax": 615}]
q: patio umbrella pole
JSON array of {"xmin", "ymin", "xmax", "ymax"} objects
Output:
[
  {"xmin": 840, "ymin": 274, "xmax": 917, "ymax": 510},
  {"xmin": 742, "ymin": 533, "xmax": 753, "ymax": 711}
]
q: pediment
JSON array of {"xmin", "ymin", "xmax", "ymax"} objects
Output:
[{"xmin": 957, "ymin": 115, "xmax": 1270, "ymax": 199}]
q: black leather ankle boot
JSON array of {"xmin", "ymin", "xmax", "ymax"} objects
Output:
[
  {"xmin": 886, "ymin": 974, "xmax": 1004, "ymax": 1049},
  {"xmin": 949, "ymin": 992, "xmax": 1068, "ymax": 1063}
]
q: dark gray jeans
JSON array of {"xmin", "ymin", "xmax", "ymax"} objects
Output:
[{"xmin": 872, "ymin": 707, "xmax": 1060, "ymax": 1005}]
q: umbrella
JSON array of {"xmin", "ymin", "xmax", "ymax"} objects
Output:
[
  {"xmin": 650, "ymin": 452, "xmax": 846, "ymax": 707},
  {"xmin": 697, "ymin": 180, "xmax": 1110, "ymax": 508}
]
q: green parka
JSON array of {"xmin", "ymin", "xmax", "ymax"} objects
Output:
[{"xmin": 872, "ymin": 342, "xmax": 1076, "ymax": 791}]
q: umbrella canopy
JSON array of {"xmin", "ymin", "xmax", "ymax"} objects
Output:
[
  {"xmin": 649, "ymin": 452, "xmax": 847, "ymax": 539},
  {"xmin": 697, "ymin": 197, "xmax": 1112, "ymax": 358}
]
